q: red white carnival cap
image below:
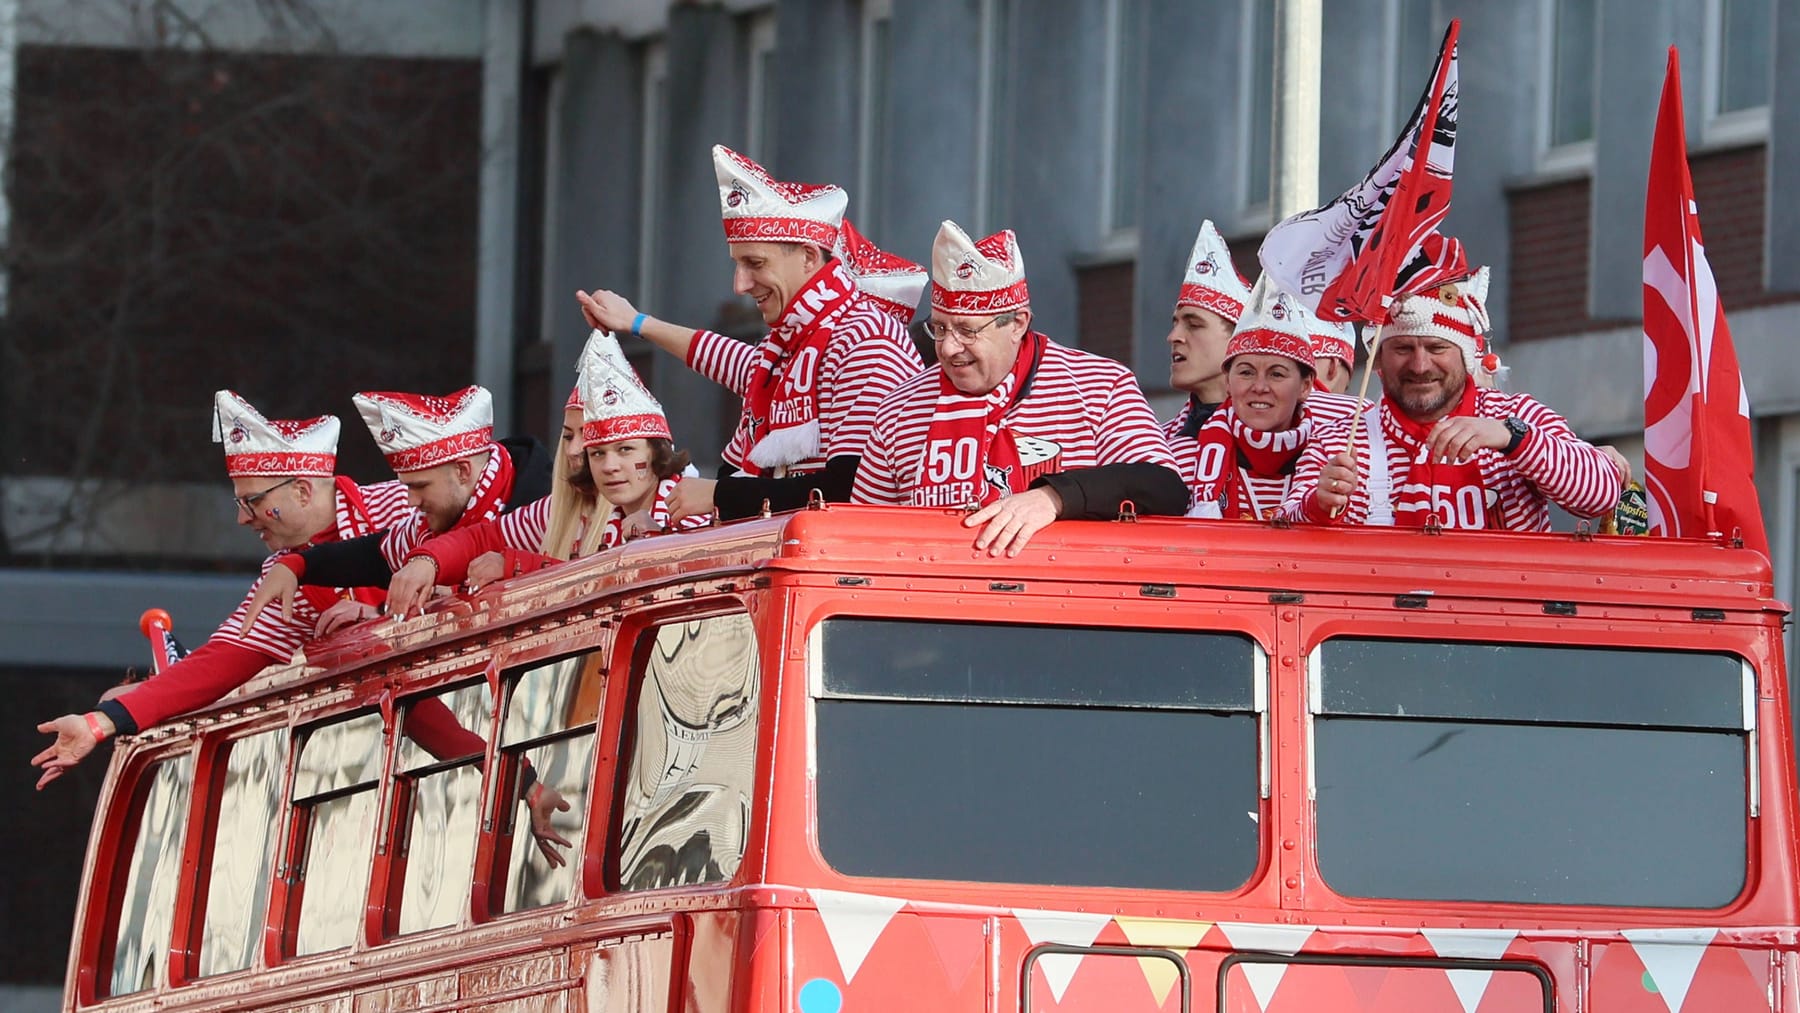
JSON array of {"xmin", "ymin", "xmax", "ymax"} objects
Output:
[
  {"xmin": 714, "ymin": 144, "xmax": 846, "ymax": 249},
  {"xmin": 1177, "ymin": 219, "xmax": 1253, "ymax": 323},
  {"xmin": 213, "ymin": 390, "xmax": 340, "ymax": 478},
  {"xmin": 929, "ymin": 220, "xmax": 1030, "ymax": 316},
  {"xmin": 578, "ymin": 329, "xmax": 670, "ymax": 447},
  {"xmin": 1223, "ymin": 276, "xmax": 1317, "ymax": 368},
  {"xmin": 1386, "ymin": 265, "xmax": 1500, "ymax": 376},
  {"xmin": 1306, "ymin": 313, "xmax": 1357, "ymax": 366},
  {"xmin": 834, "ymin": 218, "xmax": 926, "ymax": 324},
  {"xmin": 353, "ymin": 385, "xmax": 495, "ymax": 474}
]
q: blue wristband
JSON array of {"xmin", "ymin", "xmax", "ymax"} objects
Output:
[{"xmin": 630, "ymin": 312, "xmax": 648, "ymax": 337}]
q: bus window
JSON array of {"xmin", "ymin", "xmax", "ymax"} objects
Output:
[
  {"xmin": 813, "ymin": 619, "xmax": 1261, "ymax": 892},
  {"xmin": 495, "ymin": 651, "xmax": 601, "ymax": 913},
  {"xmin": 196, "ymin": 727, "xmax": 284, "ymax": 977},
  {"xmin": 108, "ymin": 752, "xmax": 195, "ymax": 997},
  {"xmin": 612, "ymin": 613, "xmax": 759, "ymax": 892},
  {"xmin": 1313, "ymin": 638, "xmax": 1750, "ymax": 908},
  {"xmin": 289, "ymin": 711, "xmax": 383, "ymax": 956},
  {"xmin": 390, "ymin": 683, "xmax": 493, "ymax": 935}
]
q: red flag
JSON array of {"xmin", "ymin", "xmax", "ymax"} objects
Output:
[
  {"xmin": 1642, "ymin": 48, "xmax": 1767, "ymax": 555},
  {"xmin": 1259, "ymin": 19, "xmax": 1461, "ymax": 324}
]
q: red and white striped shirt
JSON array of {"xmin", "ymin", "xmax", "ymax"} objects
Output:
[
  {"xmin": 212, "ymin": 478, "xmax": 414, "ymax": 661},
  {"xmin": 1174, "ymin": 393, "xmax": 1366, "ymax": 520},
  {"xmin": 1282, "ymin": 388, "xmax": 1622, "ymax": 530},
  {"xmin": 853, "ymin": 339, "xmax": 1178, "ymax": 505},
  {"xmin": 485, "ymin": 478, "xmax": 711, "ymax": 556},
  {"xmin": 687, "ymin": 291, "xmax": 923, "ymax": 475},
  {"xmin": 377, "ymin": 445, "xmax": 512, "ymax": 570}
]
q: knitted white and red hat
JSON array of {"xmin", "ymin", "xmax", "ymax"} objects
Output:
[
  {"xmin": 1385, "ymin": 266, "xmax": 1499, "ymax": 375},
  {"xmin": 578, "ymin": 329, "xmax": 670, "ymax": 447},
  {"xmin": 1177, "ymin": 219, "xmax": 1253, "ymax": 323},
  {"xmin": 834, "ymin": 218, "xmax": 926, "ymax": 324},
  {"xmin": 929, "ymin": 220, "xmax": 1030, "ymax": 316},
  {"xmin": 213, "ymin": 390, "xmax": 340, "ymax": 478},
  {"xmin": 714, "ymin": 144, "xmax": 846, "ymax": 249},
  {"xmin": 1223, "ymin": 276, "xmax": 1317, "ymax": 368},
  {"xmin": 354, "ymin": 385, "xmax": 495, "ymax": 474}
]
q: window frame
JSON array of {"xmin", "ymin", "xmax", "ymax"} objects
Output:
[
  {"xmin": 1097, "ymin": 0, "xmax": 1146, "ymax": 246},
  {"xmin": 376, "ymin": 671, "xmax": 502, "ymax": 940},
  {"xmin": 85, "ymin": 741, "xmax": 201, "ymax": 1003},
  {"xmin": 174, "ymin": 716, "xmax": 294, "ymax": 986},
  {"xmin": 600, "ymin": 596, "xmax": 769, "ymax": 899},
  {"xmin": 855, "ymin": 0, "xmax": 894, "ymax": 238},
  {"xmin": 1536, "ymin": 0, "xmax": 1598, "ymax": 173},
  {"xmin": 1302, "ymin": 617, "xmax": 1760, "ymax": 913},
  {"xmin": 275, "ymin": 705, "xmax": 391, "ymax": 959},
  {"xmin": 1701, "ymin": 0, "xmax": 1773, "ymax": 146},
  {"xmin": 800, "ymin": 594, "xmax": 1276, "ymax": 896},
  {"xmin": 1236, "ymin": 0, "xmax": 1276, "ymax": 228}
]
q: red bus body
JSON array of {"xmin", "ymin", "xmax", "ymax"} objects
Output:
[{"xmin": 66, "ymin": 506, "xmax": 1795, "ymax": 1012}]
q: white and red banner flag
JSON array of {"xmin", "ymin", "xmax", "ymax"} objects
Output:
[
  {"xmin": 1258, "ymin": 19, "xmax": 1462, "ymax": 324},
  {"xmin": 1643, "ymin": 47, "xmax": 1767, "ymax": 555}
]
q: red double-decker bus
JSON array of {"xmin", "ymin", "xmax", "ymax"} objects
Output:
[{"xmin": 65, "ymin": 506, "xmax": 1793, "ymax": 1011}]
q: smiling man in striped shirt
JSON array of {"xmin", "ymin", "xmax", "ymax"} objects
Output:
[{"xmin": 853, "ymin": 220, "xmax": 1188, "ymax": 556}]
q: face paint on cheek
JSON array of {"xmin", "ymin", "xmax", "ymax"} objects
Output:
[
  {"xmin": 633, "ymin": 462, "xmax": 650, "ymax": 473},
  {"xmin": 268, "ymin": 508, "xmax": 281, "ymax": 520}
]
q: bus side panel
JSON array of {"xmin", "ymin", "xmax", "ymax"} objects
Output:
[
  {"xmin": 793, "ymin": 909, "xmax": 990, "ymax": 1012},
  {"xmin": 1588, "ymin": 938, "xmax": 1775, "ymax": 1013}
]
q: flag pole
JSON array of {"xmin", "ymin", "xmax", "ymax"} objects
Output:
[{"xmin": 1333, "ymin": 323, "xmax": 1382, "ymax": 517}]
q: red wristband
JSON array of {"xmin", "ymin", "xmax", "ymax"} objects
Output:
[
  {"xmin": 527, "ymin": 781, "xmax": 546, "ymax": 807},
  {"xmin": 84, "ymin": 712, "xmax": 109, "ymax": 743}
]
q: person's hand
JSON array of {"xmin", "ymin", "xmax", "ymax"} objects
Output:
[
  {"xmin": 667, "ymin": 478, "xmax": 716, "ymax": 525},
  {"xmin": 1426, "ymin": 416, "xmax": 1511, "ymax": 464},
  {"xmin": 386, "ymin": 557, "xmax": 441, "ymax": 619},
  {"xmin": 314, "ymin": 600, "xmax": 379, "ymax": 638},
  {"xmin": 239, "ymin": 564, "xmax": 299, "ymax": 635},
  {"xmin": 576, "ymin": 289, "xmax": 640, "ymax": 334},
  {"xmin": 466, "ymin": 551, "xmax": 506, "ymax": 592},
  {"xmin": 526, "ymin": 783, "xmax": 575, "ymax": 867},
  {"xmin": 964, "ymin": 487, "xmax": 1062, "ymax": 558},
  {"xmin": 1599, "ymin": 445, "xmax": 1632, "ymax": 488},
  {"xmin": 32, "ymin": 712, "xmax": 111, "ymax": 790},
  {"xmin": 1313, "ymin": 452, "xmax": 1359, "ymax": 515},
  {"xmin": 620, "ymin": 509, "xmax": 662, "ymax": 541}
]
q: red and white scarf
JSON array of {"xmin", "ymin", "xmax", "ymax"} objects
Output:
[
  {"xmin": 1189, "ymin": 401, "xmax": 1309, "ymax": 520},
  {"xmin": 911, "ymin": 332, "xmax": 1045, "ymax": 508},
  {"xmin": 742, "ymin": 260, "xmax": 859, "ymax": 476},
  {"xmin": 384, "ymin": 444, "xmax": 517, "ymax": 570},
  {"xmin": 1375, "ymin": 382, "xmax": 1498, "ymax": 528}
]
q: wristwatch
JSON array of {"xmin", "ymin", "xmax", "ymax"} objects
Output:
[{"xmin": 1502, "ymin": 417, "xmax": 1529, "ymax": 456}]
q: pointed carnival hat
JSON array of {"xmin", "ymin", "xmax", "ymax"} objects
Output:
[
  {"xmin": 1306, "ymin": 313, "xmax": 1357, "ymax": 366},
  {"xmin": 353, "ymin": 385, "xmax": 494, "ymax": 473},
  {"xmin": 578, "ymin": 329, "xmax": 671, "ymax": 446},
  {"xmin": 1386, "ymin": 265, "xmax": 1501, "ymax": 376},
  {"xmin": 928, "ymin": 220, "xmax": 1031, "ymax": 316},
  {"xmin": 1223, "ymin": 276, "xmax": 1318, "ymax": 368},
  {"xmin": 212, "ymin": 390, "xmax": 340, "ymax": 478},
  {"xmin": 1177, "ymin": 219, "xmax": 1254, "ymax": 323},
  {"xmin": 834, "ymin": 218, "xmax": 927, "ymax": 324},
  {"xmin": 714, "ymin": 144, "xmax": 847, "ymax": 248}
]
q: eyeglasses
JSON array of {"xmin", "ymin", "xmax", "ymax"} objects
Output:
[
  {"xmin": 924, "ymin": 315, "xmax": 1010, "ymax": 346},
  {"xmin": 233, "ymin": 476, "xmax": 298, "ymax": 515}
]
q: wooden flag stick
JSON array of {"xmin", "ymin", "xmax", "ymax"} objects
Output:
[{"xmin": 1331, "ymin": 322, "xmax": 1384, "ymax": 518}]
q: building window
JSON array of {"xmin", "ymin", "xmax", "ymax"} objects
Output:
[
  {"xmin": 1707, "ymin": 0, "xmax": 1772, "ymax": 142},
  {"xmin": 1544, "ymin": 0, "xmax": 1598, "ymax": 154},
  {"xmin": 1241, "ymin": 0, "xmax": 1276, "ymax": 215},
  {"xmin": 638, "ymin": 41, "xmax": 668, "ymax": 308},
  {"xmin": 745, "ymin": 12, "xmax": 779, "ymax": 165},
  {"xmin": 1388, "ymin": 0, "xmax": 1448, "ymax": 138},
  {"xmin": 974, "ymin": 0, "xmax": 1014, "ymax": 233},
  {"xmin": 1101, "ymin": 0, "xmax": 1147, "ymax": 237},
  {"xmin": 856, "ymin": 0, "xmax": 894, "ymax": 237}
]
